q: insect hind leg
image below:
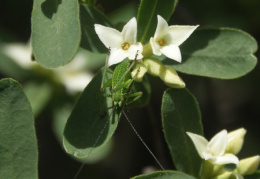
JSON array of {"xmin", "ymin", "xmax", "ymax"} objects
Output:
[{"xmin": 124, "ymin": 91, "xmax": 143, "ymax": 105}]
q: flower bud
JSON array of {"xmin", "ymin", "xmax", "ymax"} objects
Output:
[
  {"xmin": 143, "ymin": 58, "xmax": 164, "ymax": 77},
  {"xmin": 143, "ymin": 58, "xmax": 185, "ymax": 88},
  {"xmin": 226, "ymin": 128, "xmax": 246, "ymax": 155},
  {"xmin": 212, "ymin": 171, "xmax": 233, "ymax": 179},
  {"xmin": 235, "ymin": 155, "xmax": 260, "ymax": 175},
  {"xmin": 131, "ymin": 63, "xmax": 147, "ymax": 82},
  {"xmin": 160, "ymin": 67, "xmax": 185, "ymax": 88},
  {"xmin": 142, "ymin": 43, "xmax": 153, "ymax": 57}
]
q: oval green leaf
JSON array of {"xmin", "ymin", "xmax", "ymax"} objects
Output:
[
  {"xmin": 0, "ymin": 78, "xmax": 38, "ymax": 179},
  {"xmin": 162, "ymin": 28, "xmax": 258, "ymax": 79},
  {"xmin": 131, "ymin": 170, "xmax": 196, "ymax": 179},
  {"xmin": 137, "ymin": 0, "xmax": 178, "ymax": 44},
  {"xmin": 31, "ymin": 0, "xmax": 81, "ymax": 68},
  {"xmin": 161, "ymin": 88, "xmax": 203, "ymax": 177},
  {"xmin": 63, "ymin": 68, "xmax": 120, "ymax": 158},
  {"xmin": 80, "ymin": 4, "xmax": 112, "ymax": 53}
]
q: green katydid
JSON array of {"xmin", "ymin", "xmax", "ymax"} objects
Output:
[
  {"xmin": 99, "ymin": 48, "xmax": 165, "ymax": 169},
  {"xmin": 100, "ymin": 47, "xmax": 143, "ymax": 107},
  {"xmin": 72, "ymin": 49, "xmax": 164, "ymax": 179}
]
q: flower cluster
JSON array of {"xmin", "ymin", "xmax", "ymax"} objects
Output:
[
  {"xmin": 187, "ymin": 128, "xmax": 260, "ymax": 179},
  {"xmin": 0, "ymin": 42, "xmax": 92, "ymax": 94},
  {"xmin": 95, "ymin": 15, "xmax": 198, "ymax": 66},
  {"xmin": 94, "ymin": 15, "xmax": 198, "ymax": 88}
]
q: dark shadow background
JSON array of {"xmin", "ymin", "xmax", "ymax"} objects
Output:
[{"xmin": 0, "ymin": 0, "xmax": 259, "ymax": 178}]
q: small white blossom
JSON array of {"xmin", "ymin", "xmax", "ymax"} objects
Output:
[
  {"xmin": 150, "ymin": 15, "xmax": 199, "ymax": 62},
  {"xmin": 95, "ymin": 17, "xmax": 143, "ymax": 66},
  {"xmin": 0, "ymin": 42, "xmax": 93, "ymax": 94},
  {"xmin": 187, "ymin": 130, "xmax": 239, "ymax": 165}
]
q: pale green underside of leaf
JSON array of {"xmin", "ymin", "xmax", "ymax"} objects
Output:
[
  {"xmin": 162, "ymin": 88, "xmax": 203, "ymax": 178},
  {"xmin": 31, "ymin": 0, "xmax": 81, "ymax": 68},
  {"xmin": 63, "ymin": 68, "xmax": 120, "ymax": 158},
  {"xmin": 0, "ymin": 78, "xmax": 38, "ymax": 179},
  {"xmin": 163, "ymin": 28, "xmax": 258, "ymax": 79},
  {"xmin": 137, "ymin": 0, "xmax": 178, "ymax": 44},
  {"xmin": 131, "ymin": 170, "xmax": 196, "ymax": 179}
]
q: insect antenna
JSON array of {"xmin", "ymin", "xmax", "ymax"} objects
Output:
[
  {"xmin": 72, "ymin": 105, "xmax": 117, "ymax": 179},
  {"xmin": 122, "ymin": 110, "xmax": 165, "ymax": 170}
]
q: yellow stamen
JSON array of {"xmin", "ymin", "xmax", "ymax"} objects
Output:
[
  {"xmin": 158, "ymin": 39, "xmax": 166, "ymax": 46},
  {"xmin": 121, "ymin": 42, "xmax": 130, "ymax": 50}
]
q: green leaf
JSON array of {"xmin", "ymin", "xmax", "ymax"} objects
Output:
[
  {"xmin": 245, "ymin": 170, "xmax": 260, "ymax": 179},
  {"xmin": 63, "ymin": 68, "xmax": 120, "ymax": 158},
  {"xmin": 80, "ymin": 4, "xmax": 112, "ymax": 53},
  {"xmin": 23, "ymin": 81, "xmax": 53, "ymax": 116},
  {"xmin": 31, "ymin": 0, "xmax": 81, "ymax": 68},
  {"xmin": 137, "ymin": 0, "xmax": 178, "ymax": 44},
  {"xmin": 163, "ymin": 28, "xmax": 258, "ymax": 79},
  {"xmin": 131, "ymin": 170, "xmax": 196, "ymax": 179},
  {"xmin": 161, "ymin": 88, "xmax": 203, "ymax": 177},
  {"xmin": 52, "ymin": 104, "xmax": 113, "ymax": 164},
  {"xmin": 0, "ymin": 78, "xmax": 38, "ymax": 179},
  {"xmin": 0, "ymin": 51, "xmax": 30, "ymax": 80}
]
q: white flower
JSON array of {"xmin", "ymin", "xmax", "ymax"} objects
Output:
[
  {"xmin": 150, "ymin": 15, "xmax": 199, "ymax": 62},
  {"xmin": 55, "ymin": 52, "xmax": 93, "ymax": 94},
  {"xmin": 1, "ymin": 42, "xmax": 35, "ymax": 69},
  {"xmin": 0, "ymin": 42, "xmax": 93, "ymax": 94},
  {"xmin": 94, "ymin": 17, "xmax": 143, "ymax": 66},
  {"xmin": 187, "ymin": 130, "xmax": 239, "ymax": 165}
]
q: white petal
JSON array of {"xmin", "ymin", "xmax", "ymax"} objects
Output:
[
  {"xmin": 160, "ymin": 44, "xmax": 182, "ymax": 62},
  {"xmin": 127, "ymin": 42, "xmax": 143, "ymax": 60},
  {"xmin": 186, "ymin": 132, "xmax": 208, "ymax": 159},
  {"xmin": 166, "ymin": 25, "xmax": 199, "ymax": 46},
  {"xmin": 211, "ymin": 153, "xmax": 239, "ymax": 165},
  {"xmin": 94, "ymin": 24, "xmax": 123, "ymax": 48},
  {"xmin": 208, "ymin": 130, "xmax": 227, "ymax": 156},
  {"xmin": 202, "ymin": 152, "xmax": 214, "ymax": 160},
  {"xmin": 154, "ymin": 15, "xmax": 169, "ymax": 39},
  {"xmin": 108, "ymin": 48, "xmax": 128, "ymax": 66},
  {"xmin": 121, "ymin": 17, "xmax": 137, "ymax": 44},
  {"xmin": 61, "ymin": 73, "xmax": 93, "ymax": 94},
  {"xmin": 150, "ymin": 37, "xmax": 162, "ymax": 56}
]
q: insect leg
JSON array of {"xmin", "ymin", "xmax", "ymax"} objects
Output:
[
  {"xmin": 113, "ymin": 51, "xmax": 139, "ymax": 91},
  {"xmin": 124, "ymin": 91, "xmax": 143, "ymax": 105}
]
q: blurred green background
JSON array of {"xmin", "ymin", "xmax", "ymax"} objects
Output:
[{"xmin": 0, "ymin": 0, "xmax": 259, "ymax": 178}]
